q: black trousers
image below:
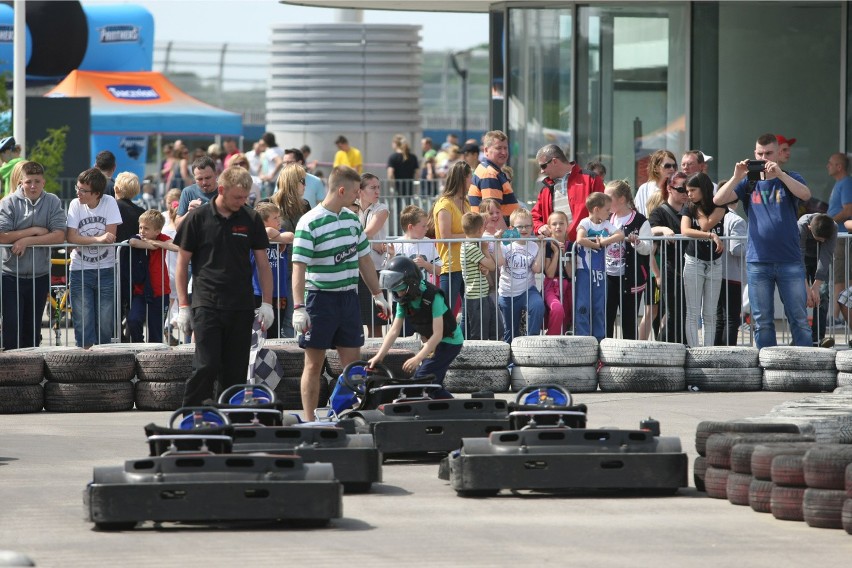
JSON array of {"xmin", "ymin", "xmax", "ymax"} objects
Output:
[
  {"xmin": 661, "ymin": 270, "xmax": 686, "ymax": 344},
  {"xmin": 714, "ymin": 280, "xmax": 742, "ymax": 346},
  {"xmin": 183, "ymin": 306, "xmax": 254, "ymax": 406}
]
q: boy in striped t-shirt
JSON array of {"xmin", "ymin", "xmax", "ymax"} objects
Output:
[
  {"xmin": 291, "ymin": 166, "xmax": 391, "ymax": 420},
  {"xmin": 460, "ymin": 212, "xmax": 497, "ymax": 340}
]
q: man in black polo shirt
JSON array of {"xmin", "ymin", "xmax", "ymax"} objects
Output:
[{"xmin": 174, "ymin": 166, "xmax": 274, "ymax": 405}]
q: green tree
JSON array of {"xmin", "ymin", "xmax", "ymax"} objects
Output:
[{"xmin": 28, "ymin": 126, "xmax": 69, "ymax": 195}]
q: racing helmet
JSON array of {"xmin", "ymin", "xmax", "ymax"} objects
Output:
[{"xmin": 379, "ymin": 255, "xmax": 422, "ymax": 303}]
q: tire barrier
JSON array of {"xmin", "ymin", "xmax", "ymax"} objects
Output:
[
  {"xmin": 445, "ymin": 340, "xmax": 511, "ymax": 393},
  {"xmin": 43, "ymin": 349, "xmax": 135, "ymax": 413},
  {"xmin": 759, "ymin": 347, "xmax": 837, "ymax": 392},
  {"xmin": 598, "ymin": 339, "xmax": 685, "ymax": 392},
  {"xmin": 510, "ymin": 336, "xmax": 599, "ymax": 393}
]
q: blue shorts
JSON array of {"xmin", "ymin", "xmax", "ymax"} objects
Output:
[{"xmin": 299, "ymin": 289, "xmax": 364, "ymax": 350}]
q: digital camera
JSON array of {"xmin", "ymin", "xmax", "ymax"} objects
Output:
[{"xmin": 746, "ymin": 159, "xmax": 766, "ymax": 182}]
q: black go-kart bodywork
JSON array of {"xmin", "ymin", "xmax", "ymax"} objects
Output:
[
  {"xmin": 444, "ymin": 385, "xmax": 689, "ymax": 497},
  {"xmin": 329, "ymin": 362, "xmax": 510, "ymax": 459},
  {"xmin": 84, "ymin": 402, "xmax": 345, "ymax": 531}
]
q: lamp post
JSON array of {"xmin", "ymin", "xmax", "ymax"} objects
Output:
[{"xmin": 449, "ymin": 49, "xmax": 471, "ymax": 142}]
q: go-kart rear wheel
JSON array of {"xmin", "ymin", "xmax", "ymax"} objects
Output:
[{"xmin": 343, "ymin": 482, "xmax": 373, "ymax": 494}]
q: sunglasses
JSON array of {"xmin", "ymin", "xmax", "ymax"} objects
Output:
[
  {"xmin": 299, "ymin": 178, "xmax": 306, "ymax": 184},
  {"xmin": 539, "ymin": 157, "xmax": 555, "ymax": 170},
  {"xmin": 670, "ymin": 185, "xmax": 687, "ymax": 194},
  {"xmin": 662, "ymin": 163, "xmax": 677, "ymax": 170}
]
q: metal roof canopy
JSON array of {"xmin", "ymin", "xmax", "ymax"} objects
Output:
[{"xmin": 279, "ymin": 0, "xmax": 492, "ymax": 13}]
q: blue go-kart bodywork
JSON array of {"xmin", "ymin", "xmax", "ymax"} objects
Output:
[{"xmin": 444, "ymin": 385, "xmax": 689, "ymax": 497}]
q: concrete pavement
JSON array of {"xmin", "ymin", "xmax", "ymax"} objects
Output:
[{"xmin": 1, "ymin": 390, "xmax": 851, "ymax": 567}]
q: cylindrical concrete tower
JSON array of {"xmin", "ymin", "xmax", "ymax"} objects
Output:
[{"xmin": 267, "ymin": 23, "xmax": 422, "ymax": 171}]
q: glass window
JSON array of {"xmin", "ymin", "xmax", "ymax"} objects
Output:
[
  {"xmin": 576, "ymin": 3, "xmax": 689, "ymax": 188},
  {"xmin": 506, "ymin": 6, "xmax": 573, "ymax": 205}
]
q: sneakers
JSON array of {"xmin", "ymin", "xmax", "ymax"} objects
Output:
[{"xmin": 819, "ymin": 337, "xmax": 835, "ymax": 349}]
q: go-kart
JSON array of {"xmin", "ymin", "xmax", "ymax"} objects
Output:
[
  {"xmin": 444, "ymin": 385, "xmax": 688, "ymax": 497},
  {"xmin": 214, "ymin": 384, "xmax": 381, "ymax": 493},
  {"xmin": 85, "ymin": 405, "xmax": 342, "ymax": 531},
  {"xmin": 319, "ymin": 361, "xmax": 511, "ymax": 459}
]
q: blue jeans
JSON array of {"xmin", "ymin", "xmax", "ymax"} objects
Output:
[
  {"xmin": 1, "ymin": 274, "xmax": 50, "ymax": 349},
  {"xmin": 414, "ymin": 342, "xmax": 463, "ymax": 399},
  {"xmin": 69, "ymin": 268, "xmax": 115, "ymax": 347},
  {"xmin": 498, "ymin": 287, "xmax": 545, "ymax": 343},
  {"xmin": 746, "ymin": 261, "xmax": 810, "ymax": 349},
  {"xmin": 128, "ymin": 295, "xmax": 169, "ymax": 343}
]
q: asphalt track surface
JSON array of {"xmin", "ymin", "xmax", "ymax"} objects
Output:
[{"xmin": 2, "ymin": 391, "xmax": 851, "ymax": 567}]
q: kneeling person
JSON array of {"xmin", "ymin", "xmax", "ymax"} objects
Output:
[{"xmin": 368, "ymin": 256, "xmax": 463, "ymax": 399}]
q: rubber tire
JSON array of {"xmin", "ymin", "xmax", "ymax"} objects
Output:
[
  {"xmin": 759, "ymin": 346, "xmax": 836, "ymax": 371},
  {"xmin": 0, "ymin": 352, "xmax": 44, "ymax": 385},
  {"xmin": 704, "ymin": 466, "xmax": 729, "ymax": 499},
  {"xmin": 134, "ymin": 381, "xmax": 185, "ymax": 411},
  {"xmin": 266, "ymin": 342, "xmax": 306, "ymax": 376},
  {"xmin": 510, "ymin": 335, "xmax": 598, "ymax": 366},
  {"xmin": 694, "ymin": 421, "xmax": 804, "ymax": 456},
  {"xmin": 360, "ymin": 347, "xmax": 417, "ymax": 380},
  {"xmin": 684, "ymin": 346, "xmax": 759, "ymax": 369},
  {"xmin": 445, "ymin": 368, "xmax": 510, "ymax": 393},
  {"xmin": 135, "ymin": 350, "xmax": 194, "ymax": 382},
  {"xmin": 706, "ymin": 433, "xmax": 813, "ymax": 469},
  {"xmin": 91, "ymin": 342, "xmax": 171, "ymax": 355},
  {"xmin": 836, "ymin": 372, "xmax": 852, "ymax": 387},
  {"xmin": 726, "ymin": 472, "xmax": 753, "ymax": 506},
  {"xmin": 749, "ymin": 479, "xmax": 774, "ymax": 513},
  {"xmin": 842, "ymin": 498, "xmax": 852, "ymax": 534},
  {"xmin": 685, "ymin": 367, "xmax": 762, "ymax": 392},
  {"xmin": 835, "ymin": 350, "xmax": 852, "ymax": 372},
  {"xmin": 751, "ymin": 442, "xmax": 816, "ymax": 480},
  {"xmin": 44, "ymin": 382, "xmax": 134, "ymax": 412},
  {"xmin": 274, "ymin": 376, "xmax": 329, "ymax": 410},
  {"xmin": 762, "ymin": 370, "xmax": 837, "ymax": 392},
  {"xmin": 598, "ymin": 338, "xmax": 686, "ymax": 367},
  {"xmin": 771, "ymin": 454, "xmax": 806, "ymax": 487},
  {"xmin": 44, "ymin": 351, "xmax": 136, "ymax": 383},
  {"xmin": 730, "ymin": 443, "xmax": 761, "ymax": 474},
  {"xmin": 802, "ymin": 445, "xmax": 852, "ymax": 490},
  {"xmin": 771, "ymin": 485, "xmax": 806, "ymax": 521},
  {"xmin": 510, "ymin": 365, "xmax": 598, "ymax": 393},
  {"xmin": 803, "ymin": 488, "xmax": 847, "ymax": 529},
  {"xmin": 597, "ymin": 366, "xmax": 685, "ymax": 392},
  {"xmin": 449, "ymin": 340, "xmax": 511, "ymax": 369},
  {"xmin": 173, "ymin": 343, "xmax": 196, "ymax": 351},
  {"xmin": 0, "ymin": 385, "xmax": 44, "ymax": 414},
  {"xmin": 693, "ymin": 456, "xmax": 706, "ymax": 492}
]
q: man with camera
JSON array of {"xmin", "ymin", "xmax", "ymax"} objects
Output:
[{"xmin": 714, "ymin": 133, "xmax": 812, "ymax": 349}]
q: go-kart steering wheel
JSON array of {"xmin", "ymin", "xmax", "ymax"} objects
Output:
[
  {"xmin": 340, "ymin": 360, "xmax": 393, "ymax": 395},
  {"xmin": 514, "ymin": 384, "xmax": 572, "ymax": 408},
  {"xmin": 171, "ymin": 407, "xmax": 230, "ymax": 430},
  {"xmin": 218, "ymin": 384, "xmax": 276, "ymax": 406}
]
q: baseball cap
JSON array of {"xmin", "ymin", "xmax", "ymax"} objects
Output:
[
  {"xmin": 0, "ymin": 136, "xmax": 15, "ymax": 153},
  {"xmin": 461, "ymin": 143, "xmax": 480, "ymax": 154},
  {"xmin": 776, "ymin": 134, "xmax": 797, "ymax": 147}
]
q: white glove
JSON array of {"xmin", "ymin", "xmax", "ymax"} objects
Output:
[
  {"xmin": 176, "ymin": 306, "xmax": 192, "ymax": 336},
  {"xmin": 373, "ymin": 292, "xmax": 391, "ymax": 320},
  {"xmin": 257, "ymin": 302, "xmax": 275, "ymax": 331},
  {"xmin": 293, "ymin": 307, "xmax": 311, "ymax": 334}
]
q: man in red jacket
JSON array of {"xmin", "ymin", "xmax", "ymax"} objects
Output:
[{"xmin": 531, "ymin": 144, "xmax": 604, "ymax": 242}]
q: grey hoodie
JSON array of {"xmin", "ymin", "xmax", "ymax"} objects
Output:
[{"xmin": 0, "ymin": 188, "xmax": 67, "ymax": 277}]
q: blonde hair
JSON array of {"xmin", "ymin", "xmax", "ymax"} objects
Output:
[
  {"xmin": 254, "ymin": 201, "xmax": 280, "ymax": 221},
  {"xmin": 604, "ymin": 179, "xmax": 635, "ymax": 210},
  {"xmin": 548, "ymin": 210, "xmax": 569, "ymax": 225},
  {"xmin": 273, "ymin": 164, "xmax": 307, "ymax": 221},
  {"xmin": 8, "ymin": 160, "xmax": 27, "ymax": 193},
  {"xmin": 479, "ymin": 197, "xmax": 502, "ymax": 214},
  {"xmin": 139, "ymin": 209, "xmax": 165, "ymax": 231},
  {"xmin": 165, "ymin": 188, "xmax": 181, "ymax": 222},
  {"xmin": 462, "ymin": 211, "xmax": 484, "ymax": 236},
  {"xmin": 509, "ymin": 208, "xmax": 531, "ymax": 226},
  {"xmin": 114, "ymin": 172, "xmax": 140, "ymax": 199},
  {"xmin": 218, "ymin": 166, "xmax": 252, "ymax": 191}
]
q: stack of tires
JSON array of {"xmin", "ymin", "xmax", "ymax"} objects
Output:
[
  {"xmin": 684, "ymin": 347, "xmax": 761, "ymax": 391},
  {"xmin": 444, "ymin": 340, "xmax": 510, "ymax": 393},
  {"xmin": 509, "ymin": 336, "xmax": 598, "ymax": 393},
  {"xmin": 598, "ymin": 339, "xmax": 685, "ymax": 392},
  {"xmin": 844, "ymin": 465, "xmax": 852, "ymax": 534},
  {"xmin": 771, "ymin": 451, "xmax": 811, "ymax": 521},
  {"xmin": 134, "ymin": 349, "xmax": 193, "ymax": 410},
  {"xmin": 801, "ymin": 445, "xmax": 852, "ymax": 530},
  {"xmin": 703, "ymin": 432, "xmax": 814, "ymax": 499},
  {"xmin": 835, "ymin": 351, "xmax": 852, "ymax": 389},
  {"xmin": 763, "ymin": 393, "xmax": 852, "ymax": 444},
  {"xmin": 748, "ymin": 443, "xmax": 817, "ymax": 514},
  {"xmin": 760, "ymin": 346, "xmax": 837, "ymax": 392},
  {"xmin": 0, "ymin": 352, "xmax": 45, "ymax": 414},
  {"xmin": 43, "ymin": 349, "xmax": 135, "ymax": 412},
  {"xmin": 693, "ymin": 421, "xmax": 810, "ymax": 492}
]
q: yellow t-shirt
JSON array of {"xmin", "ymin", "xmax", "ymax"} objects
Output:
[
  {"xmin": 433, "ymin": 195, "xmax": 467, "ymax": 273},
  {"xmin": 333, "ymin": 147, "xmax": 363, "ymax": 174}
]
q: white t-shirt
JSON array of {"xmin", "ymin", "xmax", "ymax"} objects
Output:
[
  {"xmin": 498, "ymin": 240, "xmax": 539, "ymax": 298},
  {"xmin": 360, "ymin": 202, "xmax": 390, "ymax": 269},
  {"xmin": 552, "ymin": 175, "xmax": 573, "ymax": 226},
  {"xmin": 66, "ymin": 195, "xmax": 123, "ymax": 271},
  {"xmin": 634, "ymin": 180, "xmax": 658, "ymax": 218},
  {"xmin": 396, "ymin": 238, "xmax": 441, "ymax": 283}
]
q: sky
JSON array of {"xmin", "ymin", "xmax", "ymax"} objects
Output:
[{"xmin": 81, "ymin": 0, "xmax": 490, "ymax": 52}]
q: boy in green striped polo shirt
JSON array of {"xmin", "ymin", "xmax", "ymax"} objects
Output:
[
  {"xmin": 291, "ymin": 166, "xmax": 391, "ymax": 420},
  {"xmin": 460, "ymin": 212, "xmax": 498, "ymax": 339}
]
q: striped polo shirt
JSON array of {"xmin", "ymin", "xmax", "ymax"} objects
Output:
[
  {"xmin": 291, "ymin": 205, "xmax": 369, "ymax": 291},
  {"xmin": 460, "ymin": 241, "xmax": 490, "ymax": 300},
  {"xmin": 468, "ymin": 158, "xmax": 519, "ymax": 216}
]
